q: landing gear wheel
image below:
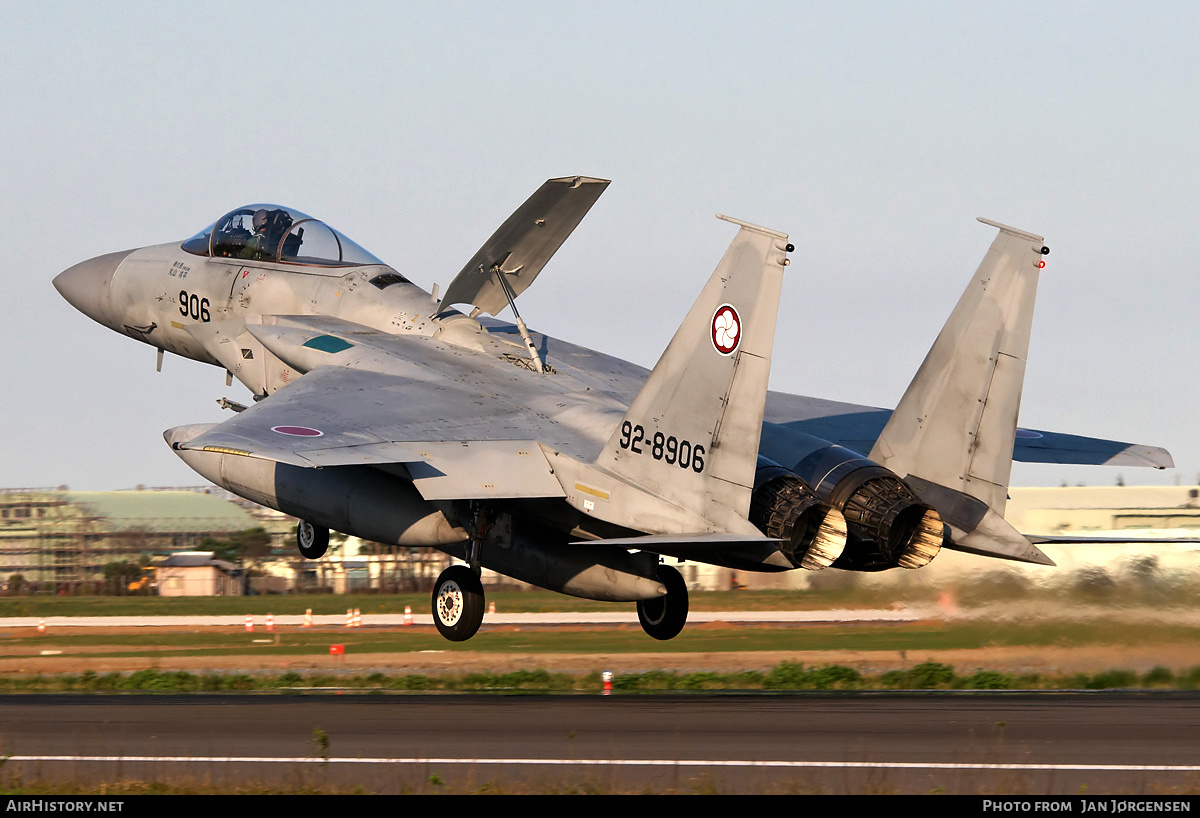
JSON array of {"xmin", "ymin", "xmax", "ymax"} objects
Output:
[
  {"xmin": 637, "ymin": 564, "xmax": 689, "ymax": 640},
  {"xmin": 432, "ymin": 565, "xmax": 485, "ymax": 642},
  {"xmin": 296, "ymin": 521, "xmax": 329, "ymax": 559}
]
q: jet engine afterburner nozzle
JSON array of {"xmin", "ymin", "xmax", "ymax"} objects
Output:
[
  {"xmin": 787, "ymin": 445, "xmax": 946, "ymax": 571},
  {"xmin": 750, "ymin": 460, "xmax": 848, "ymax": 570},
  {"xmin": 831, "ymin": 470, "xmax": 943, "ymax": 569}
]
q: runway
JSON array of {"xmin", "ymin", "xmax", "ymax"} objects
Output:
[{"xmin": 4, "ymin": 693, "xmax": 1198, "ymax": 794}]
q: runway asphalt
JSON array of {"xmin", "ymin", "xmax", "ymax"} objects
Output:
[{"xmin": 3, "ymin": 693, "xmax": 1198, "ymax": 794}]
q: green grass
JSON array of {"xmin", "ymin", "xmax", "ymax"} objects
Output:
[
  {"xmin": 3, "ymin": 662, "xmax": 1198, "ymax": 694},
  {"xmin": 6, "ymin": 619, "xmax": 1200, "ymax": 658}
]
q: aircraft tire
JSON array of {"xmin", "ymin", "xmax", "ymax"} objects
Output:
[
  {"xmin": 296, "ymin": 521, "xmax": 329, "ymax": 560},
  {"xmin": 636, "ymin": 564, "xmax": 689, "ymax": 640},
  {"xmin": 432, "ymin": 566, "xmax": 485, "ymax": 642}
]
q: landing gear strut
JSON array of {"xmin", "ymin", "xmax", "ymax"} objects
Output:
[
  {"xmin": 432, "ymin": 565, "xmax": 486, "ymax": 642},
  {"xmin": 636, "ymin": 564, "xmax": 689, "ymax": 640},
  {"xmin": 296, "ymin": 521, "xmax": 329, "ymax": 559}
]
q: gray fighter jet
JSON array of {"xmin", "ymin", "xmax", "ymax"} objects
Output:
[{"xmin": 54, "ymin": 177, "xmax": 1173, "ymax": 641}]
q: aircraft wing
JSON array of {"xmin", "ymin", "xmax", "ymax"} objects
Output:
[
  {"xmin": 175, "ymin": 319, "xmax": 609, "ymax": 503},
  {"xmin": 177, "ymin": 364, "xmax": 572, "ymax": 500},
  {"xmin": 760, "ymin": 392, "xmax": 1174, "ymax": 469},
  {"xmin": 440, "ymin": 175, "xmax": 610, "ymax": 316}
]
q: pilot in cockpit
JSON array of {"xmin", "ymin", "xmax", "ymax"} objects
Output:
[
  {"xmin": 238, "ymin": 209, "xmax": 271, "ymax": 260},
  {"xmin": 194, "ymin": 204, "xmax": 376, "ymax": 265},
  {"xmin": 239, "ymin": 208, "xmax": 293, "ymax": 260}
]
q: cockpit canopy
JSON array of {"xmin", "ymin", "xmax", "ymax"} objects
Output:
[{"xmin": 182, "ymin": 205, "xmax": 385, "ymax": 267}]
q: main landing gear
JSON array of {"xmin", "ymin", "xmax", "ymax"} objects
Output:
[
  {"xmin": 636, "ymin": 564, "xmax": 689, "ymax": 640},
  {"xmin": 296, "ymin": 521, "xmax": 329, "ymax": 559},
  {"xmin": 431, "ymin": 502, "xmax": 489, "ymax": 641},
  {"xmin": 432, "ymin": 565, "xmax": 486, "ymax": 642}
]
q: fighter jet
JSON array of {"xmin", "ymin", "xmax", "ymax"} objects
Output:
[{"xmin": 54, "ymin": 177, "xmax": 1173, "ymax": 641}]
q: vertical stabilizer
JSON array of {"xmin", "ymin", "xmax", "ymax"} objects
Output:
[
  {"xmin": 870, "ymin": 219, "xmax": 1047, "ymax": 519},
  {"xmin": 596, "ymin": 217, "xmax": 791, "ymax": 527}
]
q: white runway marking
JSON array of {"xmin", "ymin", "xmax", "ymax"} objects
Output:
[{"xmin": 9, "ymin": 756, "xmax": 1200, "ymax": 772}]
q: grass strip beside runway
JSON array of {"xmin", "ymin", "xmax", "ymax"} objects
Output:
[
  {"xmin": 5, "ymin": 619, "xmax": 1200, "ymax": 656},
  {"xmin": 0, "ymin": 661, "xmax": 1196, "ymax": 693}
]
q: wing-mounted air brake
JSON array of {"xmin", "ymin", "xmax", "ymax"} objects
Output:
[{"xmin": 868, "ymin": 218, "xmax": 1054, "ymax": 565}]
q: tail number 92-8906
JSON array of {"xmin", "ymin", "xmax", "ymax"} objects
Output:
[{"xmin": 619, "ymin": 421, "xmax": 705, "ymax": 472}]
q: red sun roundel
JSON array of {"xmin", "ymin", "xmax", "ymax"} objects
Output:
[
  {"xmin": 271, "ymin": 425, "xmax": 324, "ymax": 437},
  {"xmin": 711, "ymin": 304, "xmax": 741, "ymax": 355}
]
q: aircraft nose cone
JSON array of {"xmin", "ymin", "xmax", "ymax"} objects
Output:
[{"xmin": 53, "ymin": 249, "xmax": 133, "ymax": 327}]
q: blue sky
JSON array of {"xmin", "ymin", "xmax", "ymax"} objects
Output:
[{"xmin": 2, "ymin": 2, "xmax": 1196, "ymax": 490}]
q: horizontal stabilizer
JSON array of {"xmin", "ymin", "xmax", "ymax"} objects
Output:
[
  {"xmin": 1026, "ymin": 534, "xmax": 1200, "ymax": 545},
  {"xmin": 903, "ymin": 475, "xmax": 1054, "ymax": 565},
  {"xmin": 1011, "ymin": 429, "xmax": 1174, "ymax": 469},
  {"xmin": 764, "ymin": 396, "xmax": 1177, "ymax": 470},
  {"xmin": 441, "ymin": 175, "xmax": 610, "ymax": 315},
  {"xmin": 952, "ymin": 511, "xmax": 1056, "ymax": 565},
  {"xmin": 570, "ymin": 532, "xmax": 783, "ymax": 548}
]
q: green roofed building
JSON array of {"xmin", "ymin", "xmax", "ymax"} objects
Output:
[{"xmin": 0, "ymin": 488, "xmax": 259, "ymax": 588}]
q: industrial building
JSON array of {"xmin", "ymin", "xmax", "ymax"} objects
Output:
[
  {"xmin": 0, "ymin": 486, "xmax": 458, "ymax": 595},
  {"xmin": 1006, "ymin": 485, "xmax": 1200, "ymax": 535},
  {"xmin": 0, "ymin": 488, "xmax": 260, "ymax": 589}
]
